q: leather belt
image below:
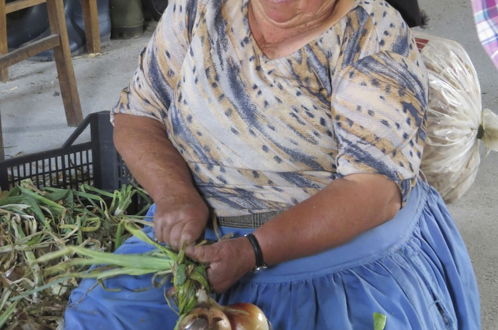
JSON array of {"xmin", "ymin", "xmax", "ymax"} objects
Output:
[{"xmin": 214, "ymin": 211, "xmax": 281, "ymax": 228}]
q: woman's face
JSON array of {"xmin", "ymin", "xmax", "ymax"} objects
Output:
[{"xmin": 252, "ymin": 0, "xmax": 335, "ymax": 25}]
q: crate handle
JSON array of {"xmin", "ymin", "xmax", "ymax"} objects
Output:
[{"xmin": 62, "ymin": 111, "xmax": 110, "ymax": 148}]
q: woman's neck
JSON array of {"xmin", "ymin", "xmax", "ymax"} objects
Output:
[
  {"xmin": 250, "ymin": 0, "xmax": 339, "ymax": 31},
  {"xmin": 248, "ymin": 0, "xmax": 353, "ymax": 59},
  {"xmin": 249, "ymin": 0, "xmax": 340, "ymax": 44}
]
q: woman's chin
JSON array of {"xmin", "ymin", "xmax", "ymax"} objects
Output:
[
  {"xmin": 256, "ymin": 0, "xmax": 298, "ymax": 21},
  {"xmin": 267, "ymin": 0, "xmax": 293, "ymax": 3},
  {"xmin": 261, "ymin": 9, "xmax": 299, "ymax": 24}
]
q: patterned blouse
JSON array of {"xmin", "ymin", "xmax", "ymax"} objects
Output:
[{"xmin": 113, "ymin": 0, "xmax": 428, "ymax": 216}]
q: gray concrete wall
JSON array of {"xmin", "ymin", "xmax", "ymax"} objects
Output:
[{"xmin": 0, "ymin": 0, "xmax": 497, "ymax": 328}]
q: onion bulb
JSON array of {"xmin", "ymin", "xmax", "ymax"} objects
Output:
[
  {"xmin": 177, "ymin": 301, "xmax": 271, "ymax": 330},
  {"xmin": 177, "ymin": 303, "xmax": 231, "ymax": 330},
  {"xmin": 225, "ymin": 303, "xmax": 271, "ymax": 330}
]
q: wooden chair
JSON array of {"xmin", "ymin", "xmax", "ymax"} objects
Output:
[{"xmin": 0, "ymin": 0, "xmax": 100, "ymax": 159}]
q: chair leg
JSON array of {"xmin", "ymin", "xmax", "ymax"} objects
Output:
[
  {"xmin": 46, "ymin": 0, "xmax": 83, "ymax": 126},
  {"xmin": 0, "ymin": 0, "xmax": 9, "ymax": 82},
  {"xmin": 80, "ymin": 0, "xmax": 101, "ymax": 54},
  {"xmin": 0, "ymin": 111, "xmax": 4, "ymax": 161}
]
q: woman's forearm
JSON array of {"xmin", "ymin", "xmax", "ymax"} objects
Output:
[
  {"xmin": 113, "ymin": 113, "xmax": 198, "ymax": 202},
  {"xmin": 254, "ymin": 174, "xmax": 401, "ymax": 266},
  {"xmin": 114, "ymin": 114, "xmax": 209, "ymax": 247}
]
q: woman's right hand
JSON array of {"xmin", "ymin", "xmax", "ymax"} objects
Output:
[
  {"xmin": 113, "ymin": 114, "xmax": 209, "ymax": 250},
  {"xmin": 154, "ymin": 192, "xmax": 209, "ymax": 250}
]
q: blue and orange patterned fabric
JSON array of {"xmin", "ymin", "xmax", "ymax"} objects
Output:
[{"xmin": 113, "ymin": 0, "xmax": 428, "ymax": 216}]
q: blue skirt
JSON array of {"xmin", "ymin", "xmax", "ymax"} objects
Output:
[{"xmin": 64, "ymin": 181, "xmax": 480, "ymax": 330}]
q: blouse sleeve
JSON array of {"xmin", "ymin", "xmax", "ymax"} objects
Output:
[
  {"xmin": 331, "ymin": 29, "xmax": 428, "ymax": 203},
  {"xmin": 111, "ymin": 0, "xmax": 196, "ymax": 124}
]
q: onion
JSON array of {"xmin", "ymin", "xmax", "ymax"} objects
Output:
[
  {"xmin": 177, "ymin": 303, "xmax": 232, "ymax": 330},
  {"xmin": 177, "ymin": 290, "xmax": 271, "ymax": 330},
  {"xmin": 225, "ymin": 303, "xmax": 271, "ymax": 330}
]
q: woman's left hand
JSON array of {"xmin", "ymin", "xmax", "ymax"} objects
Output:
[{"xmin": 186, "ymin": 237, "xmax": 256, "ymax": 292}]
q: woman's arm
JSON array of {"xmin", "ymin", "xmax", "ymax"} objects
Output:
[
  {"xmin": 114, "ymin": 114, "xmax": 209, "ymax": 249},
  {"xmin": 111, "ymin": 0, "xmax": 206, "ymax": 249},
  {"xmin": 187, "ymin": 173, "xmax": 400, "ymax": 292},
  {"xmin": 254, "ymin": 173, "xmax": 400, "ymax": 265}
]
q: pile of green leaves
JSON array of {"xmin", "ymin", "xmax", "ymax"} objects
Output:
[{"xmin": 0, "ymin": 180, "xmax": 151, "ymax": 329}]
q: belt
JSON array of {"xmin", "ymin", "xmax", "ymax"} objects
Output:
[{"xmin": 214, "ymin": 211, "xmax": 281, "ymax": 228}]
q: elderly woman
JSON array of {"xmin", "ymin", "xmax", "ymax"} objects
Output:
[{"xmin": 64, "ymin": 0, "xmax": 480, "ymax": 329}]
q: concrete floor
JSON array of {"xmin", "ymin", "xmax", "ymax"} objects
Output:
[{"xmin": 1, "ymin": 0, "xmax": 497, "ymax": 328}]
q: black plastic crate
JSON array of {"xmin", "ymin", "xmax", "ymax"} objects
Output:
[{"xmin": 0, "ymin": 111, "xmax": 134, "ymax": 192}]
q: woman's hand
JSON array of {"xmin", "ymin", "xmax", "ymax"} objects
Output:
[
  {"xmin": 113, "ymin": 114, "xmax": 209, "ymax": 250},
  {"xmin": 187, "ymin": 237, "xmax": 256, "ymax": 293},
  {"xmin": 154, "ymin": 192, "xmax": 209, "ymax": 250}
]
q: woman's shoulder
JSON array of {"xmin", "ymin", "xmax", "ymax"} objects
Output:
[
  {"xmin": 353, "ymin": 0, "xmax": 408, "ymax": 25},
  {"xmin": 189, "ymin": 0, "xmax": 244, "ymax": 15},
  {"xmin": 350, "ymin": 0, "xmax": 411, "ymax": 42},
  {"xmin": 170, "ymin": 0, "xmax": 244, "ymax": 30},
  {"xmin": 336, "ymin": 0, "xmax": 415, "ymax": 61},
  {"xmin": 165, "ymin": 0, "xmax": 210, "ymax": 22}
]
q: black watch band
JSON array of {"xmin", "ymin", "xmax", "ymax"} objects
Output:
[{"xmin": 245, "ymin": 233, "xmax": 268, "ymax": 271}]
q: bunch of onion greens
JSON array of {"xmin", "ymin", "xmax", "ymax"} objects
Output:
[
  {"xmin": 34, "ymin": 220, "xmax": 271, "ymax": 330},
  {"xmin": 0, "ymin": 180, "xmax": 151, "ymax": 329},
  {"xmin": 36, "ymin": 221, "xmax": 214, "ymax": 330}
]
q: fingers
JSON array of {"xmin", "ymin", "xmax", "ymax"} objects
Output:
[
  {"xmin": 167, "ymin": 220, "xmax": 189, "ymax": 248},
  {"xmin": 154, "ymin": 218, "xmax": 193, "ymax": 249},
  {"xmin": 186, "ymin": 239, "xmax": 254, "ymax": 293},
  {"xmin": 177, "ymin": 222, "xmax": 200, "ymax": 247},
  {"xmin": 207, "ymin": 265, "xmax": 226, "ymax": 293},
  {"xmin": 186, "ymin": 245, "xmax": 226, "ymax": 292},
  {"xmin": 153, "ymin": 205, "xmax": 208, "ymax": 249},
  {"xmin": 186, "ymin": 244, "xmax": 213, "ymax": 263},
  {"xmin": 152, "ymin": 214, "xmax": 174, "ymax": 244}
]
